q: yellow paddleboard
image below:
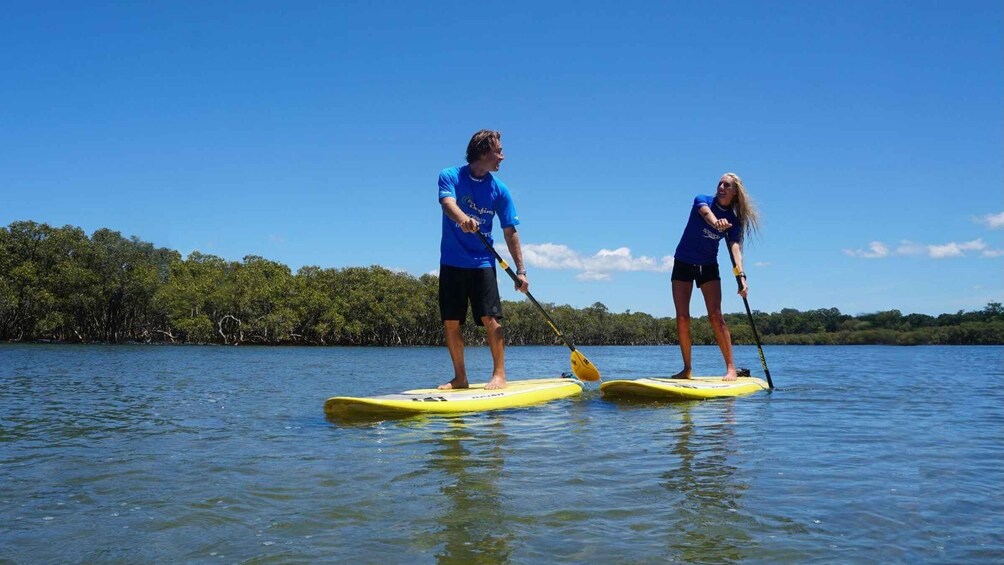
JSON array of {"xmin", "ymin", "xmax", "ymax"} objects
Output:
[
  {"xmin": 600, "ymin": 376, "xmax": 769, "ymax": 400},
  {"xmin": 325, "ymin": 377, "xmax": 583, "ymax": 418}
]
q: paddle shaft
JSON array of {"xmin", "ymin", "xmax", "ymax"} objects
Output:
[
  {"xmin": 724, "ymin": 233, "xmax": 774, "ymax": 389},
  {"xmin": 474, "ymin": 231, "xmax": 579, "ymax": 353}
]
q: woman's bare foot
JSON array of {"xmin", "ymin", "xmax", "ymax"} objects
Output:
[
  {"xmin": 670, "ymin": 368, "xmax": 692, "ymax": 380},
  {"xmin": 438, "ymin": 377, "xmax": 469, "ymax": 390},
  {"xmin": 723, "ymin": 368, "xmax": 737, "ymax": 382}
]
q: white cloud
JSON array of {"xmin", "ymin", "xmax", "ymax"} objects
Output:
[
  {"xmin": 976, "ymin": 212, "xmax": 1004, "ymax": 229},
  {"xmin": 847, "ymin": 238, "xmax": 992, "ymax": 259},
  {"xmin": 843, "ymin": 241, "xmax": 889, "ymax": 259},
  {"xmin": 586, "ymin": 247, "xmax": 673, "ymax": 273},
  {"xmin": 268, "ymin": 234, "xmax": 286, "ymax": 244},
  {"xmin": 980, "ymin": 249, "xmax": 1004, "ymax": 258},
  {"xmin": 894, "ymin": 241, "xmax": 926, "ymax": 256},
  {"xmin": 927, "ymin": 239, "xmax": 986, "ymax": 259},
  {"xmin": 521, "ymin": 243, "xmax": 674, "ymax": 281},
  {"xmin": 522, "ymin": 243, "xmax": 586, "ymax": 270},
  {"xmin": 752, "ymin": 261, "xmax": 770, "ymax": 267}
]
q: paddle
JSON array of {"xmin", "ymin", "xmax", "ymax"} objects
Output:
[
  {"xmin": 723, "ymin": 232, "xmax": 774, "ymax": 389},
  {"xmin": 474, "ymin": 231, "xmax": 601, "ymax": 381}
]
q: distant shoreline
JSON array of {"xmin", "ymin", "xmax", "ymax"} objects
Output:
[{"xmin": 3, "ymin": 220, "xmax": 1002, "ymax": 347}]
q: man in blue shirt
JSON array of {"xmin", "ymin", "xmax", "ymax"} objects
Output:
[{"xmin": 437, "ymin": 130, "xmax": 529, "ymax": 390}]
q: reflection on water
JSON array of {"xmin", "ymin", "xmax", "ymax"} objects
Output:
[
  {"xmin": 421, "ymin": 415, "xmax": 514, "ymax": 564},
  {"xmin": 1, "ymin": 344, "xmax": 1002, "ymax": 562},
  {"xmin": 660, "ymin": 402, "xmax": 751, "ymax": 563}
]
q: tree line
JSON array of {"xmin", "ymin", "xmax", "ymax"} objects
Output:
[{"xmin": 2, "ymin": 221, "xmax": 1001, "ymax": 346}]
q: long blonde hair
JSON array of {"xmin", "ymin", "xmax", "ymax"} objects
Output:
[{"xmin": 723, "ymin": 172, "xmax": 761, "ymax": 242}]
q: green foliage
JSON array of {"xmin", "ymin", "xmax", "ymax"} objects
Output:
[{"xmin": 1, "ymin": 221, "xmax": 1002, "ymax": 346}]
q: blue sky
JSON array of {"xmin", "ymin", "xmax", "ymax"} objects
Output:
[{"xmin": 3, "ymin": 1, "xmax": 1001, "ymax": 317}]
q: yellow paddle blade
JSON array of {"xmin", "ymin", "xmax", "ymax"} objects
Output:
[{"xmin": 570, "ymin": 349, "xmax": 601, "ymax": 381}]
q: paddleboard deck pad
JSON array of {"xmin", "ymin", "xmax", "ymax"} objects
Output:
[
  {"xmin": 325, "ymin": 377, "xmax": 583, "ymax": 418},
  {"xmin": 600, "ymin": 376, "xmax": 769, "ymax": 400}
]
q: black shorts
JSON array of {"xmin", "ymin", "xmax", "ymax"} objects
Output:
[
  {"xmin": 671, "ymin": 260, "xmax": 720, "ymax": 287},
  {"xmin": 439, "ymin": 265, "xmax": 503, "ymax": 326}
]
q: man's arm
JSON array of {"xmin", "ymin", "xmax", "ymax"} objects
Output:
[
  {"xmin": 502, "ymin": 226, "xmax": 529, "ymax": 293},
  {"xmin": 440, "ymin": 197, "xmax": 479, "ymax": 233}
]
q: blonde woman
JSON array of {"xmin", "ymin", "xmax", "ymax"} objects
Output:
[{"xmin": 670, "ymin": 173, "xmax": 761, "ymax": 381}]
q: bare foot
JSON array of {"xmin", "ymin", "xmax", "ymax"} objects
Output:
[
  {"xmin": 484, "ymin": 375, "xmax": 507, "ymax": 390},
  {"xmin": 723, "ymin": 368, "xmax": 737, "ymax": 382},
  {"xmin": 438, "ymin": 377, "xmax": 469, "ymax": 390},
  {"xmin": 670, "ymin": 368, "xmax": 692, "ymax": 380}
]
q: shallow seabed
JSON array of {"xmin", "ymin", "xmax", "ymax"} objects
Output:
[{"xmin": 2, "ymin": 344, "xmax": 1002, "ymax": 563}]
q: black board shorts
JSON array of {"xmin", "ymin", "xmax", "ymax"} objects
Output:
[
  {"xmin": 671, "ymin": 260, "xmax": 720, "ymax": 287},
  {"xmin": 439, "ymin": 265, "xmax": 502, "ymax": 326}
]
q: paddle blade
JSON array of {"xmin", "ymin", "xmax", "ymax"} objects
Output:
[{"xmin": 570, "ymin": 349, "xmax": 601, "ymax": 381}]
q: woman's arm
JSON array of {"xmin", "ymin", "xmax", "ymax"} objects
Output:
[
  {"xmin": 729, "ymin": 240, "xmax": 748, "ymax": 297},
  {"xmin": 698, "ymin": 205, "xmax": 732, "ymax": 232}
]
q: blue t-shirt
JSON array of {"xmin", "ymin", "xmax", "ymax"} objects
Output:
[
  {"xmin": 438, "ymin": 165, "xmax": 520, "ymax": 268},
  {"xmin": 673, "ymin": 195, "xmax": 741, "ymax": 265}
]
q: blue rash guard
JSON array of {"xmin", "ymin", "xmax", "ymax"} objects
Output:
[
  {"xmin": 438, "ymin": 165, "xmax": 520, "ymax": 269},
  {"xmin": 673, "ymin": 195, "xmax": 741, "ymax": 265}
]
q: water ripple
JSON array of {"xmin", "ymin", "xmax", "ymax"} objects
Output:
[{"xmin": 1, "ymin": 344, "xmax": 1001, "ymax": 562}]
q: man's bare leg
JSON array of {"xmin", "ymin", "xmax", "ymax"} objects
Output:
[
  {"xmin": 438, "ymin": 320, "xmax": 469, "ymax": 389},
  {"xmin": 483, "ymin": 316, "xmax": 507, "ymax": 389}
]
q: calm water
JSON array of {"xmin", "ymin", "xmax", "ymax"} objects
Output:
[{"xmin": 1, "ymin": 344, "xmax": 1002, "ymax": 564}]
